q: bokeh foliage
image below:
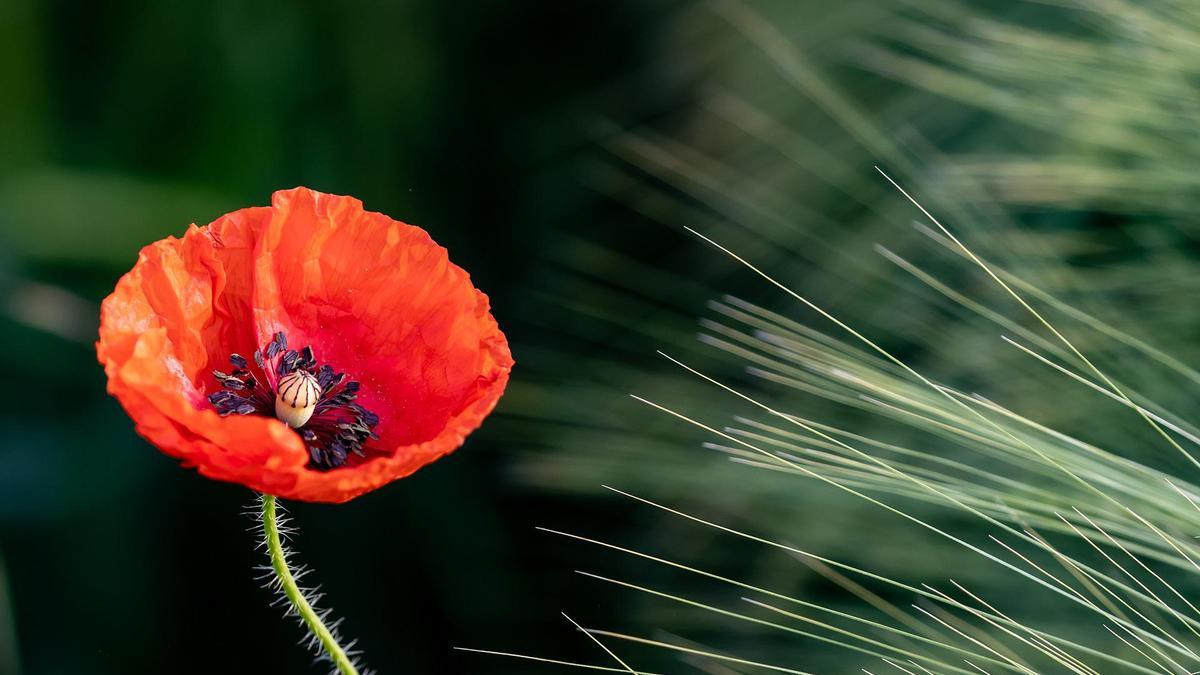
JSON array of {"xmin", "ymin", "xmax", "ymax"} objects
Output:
[
  {"xmin": 0, "ymin": 1, "xmax": 674, "ymax": 673},
  {"xmin": 501, "ymin": 0, "xmax": 1200, "ymax": 672}
]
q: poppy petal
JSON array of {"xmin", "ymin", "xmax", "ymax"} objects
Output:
[{"xmin": 98, "ymin": 188, "xmax": 512, "ymax": 502}]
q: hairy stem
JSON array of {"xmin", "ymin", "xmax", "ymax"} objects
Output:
[{"xmin": 260, "ymin": 493, "xmax": 361, "ymax": 675}]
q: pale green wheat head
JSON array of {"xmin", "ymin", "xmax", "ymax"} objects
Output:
[{"xmin": 480, "ymin": 0, "xmax": 1200, "ymax": 672}]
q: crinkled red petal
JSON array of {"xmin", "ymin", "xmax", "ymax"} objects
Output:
[{"xmin": 97, "ymin": 187, "xmax": 513, "ymax": 502}]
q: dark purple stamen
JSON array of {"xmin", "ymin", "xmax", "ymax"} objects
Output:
[{"xmin": 208, "ymin": 331, "xmax": 381, "ymax": 471}]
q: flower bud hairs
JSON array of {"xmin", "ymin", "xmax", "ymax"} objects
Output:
[{"xmin": 97, "ymin": 188, "xmax": 513, "ymax": 673}]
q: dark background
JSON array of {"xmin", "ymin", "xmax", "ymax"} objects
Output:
[{"xmin": 0, "ymin": 2, "xmax": 687, "ymax": 673}]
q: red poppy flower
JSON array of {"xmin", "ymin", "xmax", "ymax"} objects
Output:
[{"xmin": 97, "ymin": 187, "xmax": 513, "ymax": 503}]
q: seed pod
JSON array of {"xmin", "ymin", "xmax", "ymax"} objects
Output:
[{"xmin": 275, "ymin": 371, "xmax": 321, "ymax": 428}]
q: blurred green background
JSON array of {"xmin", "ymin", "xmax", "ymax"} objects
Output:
[
  {"xmin": 5, "ymin": 0, "xmax": 1200, "ymax": 673},
  {"xmin": 0, "ymin": 1, "xmax": 683, "ymax": 672}
]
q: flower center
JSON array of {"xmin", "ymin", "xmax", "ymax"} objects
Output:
[
  {"xmin": 208, "ymin": 332, "xmax": 380, "ymax": 470},
  {"xmin": 275, "ymin": 370, "xmax": 321, "ymax": 428}
]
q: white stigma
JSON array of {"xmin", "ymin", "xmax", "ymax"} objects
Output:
[{"xmin": 275, "ymin": 371, "xmax": 321, "ymax": 428}]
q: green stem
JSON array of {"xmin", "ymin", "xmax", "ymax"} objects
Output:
[{"xmin": 260, "ymin": 493, "xmax": 361, "ymax": 675}]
